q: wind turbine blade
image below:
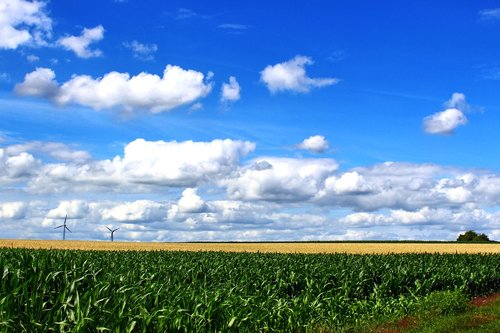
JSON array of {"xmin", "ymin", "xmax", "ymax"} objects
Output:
[
  {"xmin": 65, "ymin": 226, "xmax": 72, "ymax": 233},
  {"xmin": 55, "ymin": 225, "xmax": 63, "ymax": 229},
  {"xmin": 64, "ymin": 215, "xmax": 67, "ymax": 224},
  {"xmin": 106, "ymin": 226, "xmax": 112, "ymax": 232},
  {"xmin": 113, "ymin": 228, "xmax": 119, "ymax": 232}
]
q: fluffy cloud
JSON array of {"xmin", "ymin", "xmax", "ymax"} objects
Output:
[
  {"xmin": 223, "ymin": 157, "xmax": 339, "ymax": 202},
  {"xmin": 297, "ymin": 135, "xmax": 329, "ymax": 153},
  {"xmin": 57, "ymin": 25, "xmax": 104, "ymax": 58},
  {"xmin": 5, "ymin": 140, "xmax": 90, "ymax": 163},
  {"xmin": 0, "ymin": 0, "xmax": 51, "ymax": 49},
  {"xmin": 14, "ymin": 67, "xmax": 58, "ymax": 98},
  {"xmin": 423, "ymin": 93, "xmax": 468, "ymax": 134},
  {"xmin": 177, "ymin": 188, "xmax": 207, "ymax": 213},
  {"xmin": 123, "ymin": 40, "xmax": 158, "ymax": 61},
  {"xmin": 323, "ymin": 171, "xmax": 371, "ymax": 194},
  {"xmin": 1, "ymin": 135, "xmax": 500, "ymax": 241},
  {"xmin": 341, "ymin": 206, "xmax": 498, "ymax": 231},
  {"xmin": 167, "ymin": 188, "xmax": 208, "ymax": 220},
  {"xmin": 423, "ymin": 109, "xmax": 467, "ymax": 135},
  {"xmin": 260, "ymin": 55, "xmax": 339, "ymax": 93},
  {"xmin": 47, "ymin": 200, "xmax": 89, "ymax": 219},
  {"xmin": 220, "ymin": 76, "xmax": 241, "ymax": 103},
  {"xmin": 0, "ymin": 148, "xmax": 39, "ymax": 180},
  {"xmin": 28, "ymin": 138, "xmax": 255, "ymax": 192},
  {"xmin": 16, "ymin": 65, "xmax": 214, "ymax": 113},
  {"xmin": 0, "ymin": 202, "xmax": 26, "ymax": 219},
  {"xmin": 99, "ymin": 200, "xmax": 166, "ymax": 222}
]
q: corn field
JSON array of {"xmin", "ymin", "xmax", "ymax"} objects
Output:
[{"xmin": 0, "ymin": 249, "xmax": 498, "ymax": 332}]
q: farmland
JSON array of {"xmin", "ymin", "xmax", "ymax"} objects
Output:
[
  {"xmin": 0, "ymin": 239, "xmax": 499, "ymax": 254},
  {"xmin": 0, "ymin": 248, "xmax": 499, "ymax": 332}
]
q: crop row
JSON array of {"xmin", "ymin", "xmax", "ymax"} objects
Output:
[{"xmin": 0, "ymin": 249, "xmax": 498, "ymax": 332}]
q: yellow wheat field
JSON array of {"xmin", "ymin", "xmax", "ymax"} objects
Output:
[{"xmin": 0, "ymin": 239, "xmax": 498, "ymax": 254}]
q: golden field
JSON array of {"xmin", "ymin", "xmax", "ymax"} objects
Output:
[{"xmin": 0, "ymin": 239, "xmax": 498, "ymax": 254}]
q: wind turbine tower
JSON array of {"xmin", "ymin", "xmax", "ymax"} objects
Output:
[
  {"xmin": 106, "ymin": 226, "xmax": 119, "ymax": 242},
  {"xmin": 55, "ymin": 215, "xmax": 71, "ymax": 240}
]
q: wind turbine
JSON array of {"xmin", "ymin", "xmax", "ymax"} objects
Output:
[
  {"xmin": 106, "ymin": 226, "xmax": 119, "ymax": 242},
  {"xmin": 55, "ymin": 215, "xmax": 71, "ymax": 240}
]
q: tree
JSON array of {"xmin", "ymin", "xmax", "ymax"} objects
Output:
[{"xmin": 457, "ymin": 230, "xmax": 490, "ymax": 242}]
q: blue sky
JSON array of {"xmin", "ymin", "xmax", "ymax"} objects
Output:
[{"xmin": 0, "ymin": 0, "xmax": 499, "ymax": 241}]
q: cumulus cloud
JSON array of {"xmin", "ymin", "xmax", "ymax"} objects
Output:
[
  {"xmin": 28, "ymin": 138, "xmax": 255, "ymax": 192},
  {"xmin": 341, "ymin": 206, "xmax": 498, "ymax": 231},
  {"xmin": 47, "ymin": 200, "xmax": 89, "ymax": 219},
  {"xmin": 223, "ymin": 157, "xmax": 339, "ymax": 202},
  {"xmin": 123, "ymin": 40, "xmax": 158, "ymax": 61},
  {"xmin": 0, "ymin": 202, "xmax": 26, "ymax": 219},
  {"xmin": 167, "ymin": 188, "xmax": 208, "ymax": 220},
  {"xmin": 0, "ymin": 148, "xmax": 39, "ymax": 179},
  {"xmin": 314, "ymin": 162, "xmax": 500, "ymax": 212},
  {"xmin": 1, "ymin": 134, "xmax": 500, "ymax": 241},
  {"xmin": 177, "ymin": 188, "xmax": 207, "ymax": 213},
  {"xmin": 220, "ymin": 76, "xmax": 241, "ymax": 103},
  {"xmin": 423, "ymin": 93, "xmax": 468, "ymax": 134},
  {"xmin": 99, "ymin": 200, "xmax": 166, "ymax": 222},
  {"xmin": 14, "ymin": 67, "xmax": 59, "ymax": 98},
  {"xmin": 0, "ymin": 0, "xmax": 52, "ymax": 49},
  {"xmin": 297, "ymin": 135, "xmax": 329, "ymax": 153},
  {"xmin": 5, "ymin": 140, "xmax": 91, "ymax": 163},
  {"xmin": 323, "ymin": 171, "xmax": 371, "ymax": 195},
  {"xmin": 260, "ymin": 55, "xmax": 339, "ymax": 93},
  {"xmin": 57, "ymin": 25, "xmax": 104, "ymax": 58},
  {"xmin": 15, "ymin": 65, "xmax": 214, "ymax": 113}
]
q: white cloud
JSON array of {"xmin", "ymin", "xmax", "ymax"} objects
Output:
[
  {"xmin": 0, "ymin": 0, "xmax": 51, "ymax": 49},
  {"xmin": 99, "ymin": 200, "xmax": 166, "ymax": 222},
  {"xmin": 26, "ymin": 54, "xmax": 39, "ymax": 62},
  {"xmin": 220, "ymin": 76, "xmax": 241, "ymax": 103},
  {"xmin": 123, "ymin": 40, "xmax": 157, "ymax": 61},
  {"xmin": 47, "ymin": 200, "xmax": 89, "ymax": 219},
  {"xmin": 223, "ymin": 157, "xmax": 339, "ymax": 202},
  {"xmin": 5, "ymin": 140, "xmax": 91, "ymax": 163},
  {"xmin": 260, "ymin": 55, "xmax": 339, "ymax": 93},
  {"xmin": 0, "ymin": 202, "xmax": 26, "ymax": 219},
  {"xmin": 0, "ymin": 149, "xmax": 39, "ymax": 179},
  {"xmin": 57, "ymin": 25, "xmax": 104, "ymax": 58},
  {"xmin": 297, "ymin": 135, "xmax": 329, "ymax": 153},
  {"xmin": 479, "ymin": 8, "xmax": 500, "ymax": 20},
  {"xmin": 1, "ymin": 135, "xmax": 500, "ymax": 242},
  {"xmin": 423, "ymin": 108, "xmax": 467, "ymax": 134},
  {"xmin": 16, "ymin": 65, "xmax": 214, "ymax": 113},
  {"xmin": 324, "ymin": 171, "xmax": 371, "ymax": 194},
  {"xmin": 444, "ymin": 92, "xmax": 468, "ymax": 111},
  {"xmin": 177, "ymin": 188, "xmax": 207, "ymax": 213},
  {"xmin": 14, "ymin": 67, "xmax": 59, "ymax": 98},
  {"xmin": 167, "ymin": 188, "xmax": 208, "ymax": 220},
  {"xmin": 29, "ymin": 138, "xmax": 255, "ymax": 192},
  {"xmin": 341, "ymin": 206, "xmax": 498, "ymax": 232},
  {"xmin": 423, "ymin": 93, "xmax": 469, "ymax": 135}
]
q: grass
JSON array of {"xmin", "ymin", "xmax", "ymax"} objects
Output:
[
  {"xmin": 368, "ymin": 292, "xmax": 500, "ymax": 333},
  {"xmin": 409, "ymin": 295, "xmax": 500, "ymax": 333}
]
